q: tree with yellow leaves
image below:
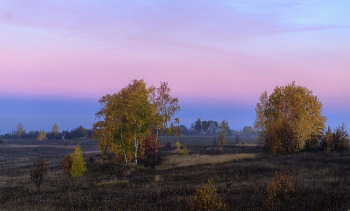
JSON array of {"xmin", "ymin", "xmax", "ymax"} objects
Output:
[
  {"xmin": 93, "ymin": 79, "xmax": 180, "ymax": 164},
  {"xmin": 37, "ymin": 131, "xmax": 46, "ymax": 141},
  {"xmin": 70, "ymin": 143, "xmax": 87, "ymax": 178},
  {"xmin": 254, "ymin": 82, "xmax": 326, "ymax": 154}
]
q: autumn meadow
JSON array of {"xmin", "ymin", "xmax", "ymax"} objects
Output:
[{"xmin": 1, "ymin": 81, "xmax": 350, "ymax": 211}]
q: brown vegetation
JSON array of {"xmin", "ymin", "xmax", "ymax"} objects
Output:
[
  {"xmin": 2, "ymin": 138, "xmax": 350, "ymax": 210},
  {"xmin": 29, "ymin": 155, "xmax": 48, "ymax": 192},
  {"xmin": 60, "ymin": 154, "xmax": 72, "ymax": 177}
]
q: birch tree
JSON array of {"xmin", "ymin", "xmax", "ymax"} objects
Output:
[
  {"xmin": 150, "ymin": 81, "xmax": 181, "ymax": 141},
  {"xmin": 254, "ymin": 82, "xmax": 326, "ymax": 154},
  {"xmin": 93, "ymin": 79, "xmax": 157, "ymax": 164}
]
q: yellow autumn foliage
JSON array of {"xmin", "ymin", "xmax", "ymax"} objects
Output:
[
  {"xmin": 70, "ymin": 143, "xmax": 87, "ymax": 178},
  {"xmin": 190, "ymin": 180, "xmax": 227, "ymax": 211}
]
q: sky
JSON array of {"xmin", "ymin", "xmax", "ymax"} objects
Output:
[{"xmin": 1, "ymin": 0, "xmax": 350, "ymax": 134}]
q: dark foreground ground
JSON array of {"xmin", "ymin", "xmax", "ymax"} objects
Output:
[{"xmin": 1, "ymin": 138, "xmax": 350, "ymax": 210}]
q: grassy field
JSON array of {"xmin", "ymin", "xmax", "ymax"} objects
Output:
[{"xmin": 1, "ymin": 138, "xmax": 350, "ymax": 210}]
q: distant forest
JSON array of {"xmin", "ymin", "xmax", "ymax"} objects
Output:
[
  {"xmin": 178, "ymin": 118, "xmax": 257, "ymax": 138},
  {"xmin": 0, "ymin": 119, "xmax": 257, "ymax": 140},
  {"xmin": 1, "ymin": 125, "xmax": 94, "ymax": 140}
]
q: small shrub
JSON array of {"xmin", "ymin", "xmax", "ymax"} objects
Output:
[
  {"xmin": 266, "ymin": 168, "xmax": 296, "ymax": 210},
  {"xmin": 174, "ymin": 140, "xmax": 181, "ymax": 154},
  {"xmin": 166, "ymin": 141, "xmax": 172, "ymax": 149},
  {"xmin": 89, "ymin": 156, "xmax": 95, "ymax": 163},
  {"xmin": 0, "ymin": 136, "xmax": 3, "ymax": 143},
  {"xmin": 154, "ymin": 175, "xmax": 162, "ymax": 182},
  {"xmin": 61, "ymin": 154, "xmax": 73, "ymax": 177},
  {"xmin": 182, "ymin": 145, "xmax": 189, "ymax": 155},
  {"xmin": 70, "ymin": 143, "xmax": 87, "ymax": 178},
  {"xmin": 138, "ymin": 134, "xmax": 162, "ymax": 168},
  {"xmin": 30, "ymin": 155, "xmax": 48, "ymax": 192},
  {"xmin": 189, "ymin": 180, "xmax": 227, "ymax": 211}
]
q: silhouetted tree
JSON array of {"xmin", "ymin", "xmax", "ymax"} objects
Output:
[{"xmin": 30, "ymin": 155, "xmax": 48, "ymax": 192}]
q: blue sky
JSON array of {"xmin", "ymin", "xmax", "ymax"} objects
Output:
[{"xmin": 1, "ymin": 0, "xmax": 350, "ymax": 134}]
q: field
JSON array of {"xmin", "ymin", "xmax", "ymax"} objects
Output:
[{"xmin": 1, "ymin": 138, "xmax": 350, "ymax": 210}]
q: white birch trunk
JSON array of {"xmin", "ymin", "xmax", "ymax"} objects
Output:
[
  {"xmin": 123, "ymin": 150, "xmax": 128, "ymax": 164},
  {"xmin": 134, "ymin": 138, "xmax": 138, "ymax": 164}
]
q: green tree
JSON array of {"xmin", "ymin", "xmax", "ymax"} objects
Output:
[
  {"xmin": 37, "ymin": 131, "xmax": 46, "ymax": 141},
  {"xmin": 254, "ymin": 82, "xmax": 326, "ymax": 154},
  {"xmin": 70, "ymin": 143, "xmax": 87, "ymax": 178},
  {"xmin": 218, "ymin": 119, "xmax": 228, "ymax": 145},
  {"xmin": 52, "ymin": 123, "xmax": 59, "ymax": 139},
  {"xmin": 16, "ymin": 122, "xmax": 24, "ymax": 139}
]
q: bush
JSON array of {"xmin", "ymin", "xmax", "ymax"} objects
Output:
[
  {"xmin": 189, "ymin": 180, "xmax": 227, "ymax": 211},
  {"xmin": 138, "ymin": 134, "xmax": 162, "ymax": 168},
  {"xmin": 61, "ymin": 154, "xmax": 73, "ymax": 177},
  {"xmin": 89, "ymin": 156, "xmax": 95, "ymax": 163},
  {"xmin": 70, "ymin": 143, "xmax": 87, "ymax": 178},
  {"xmin": 181, "ymin": 145, "xmax": 189, "ymax": 155},
  {"xmin": 266, "ymin": 168, "xmax": 296, "ymax": 210},
  {"xmin": 166, "ymin": 141, "xmax": 172, "ymax": 149},
  {"xmin": 0, "ymin": 136, "xmax": 3, "ymax": 143},
  {"xmin": 174, "ymin": 140, "xmax": 181, "ymax": 154},
  {"xmin": 30, "ymin": 155, "xmax": 48, "ymax": 192}
]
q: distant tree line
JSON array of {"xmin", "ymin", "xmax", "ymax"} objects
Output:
[
  {"xmin": 1, "ymin": 124, "xmax": 93, "ymax": 140},
  {"xmin": 178, "ymin": 118, "xmax": 258, "ymax": 137}
]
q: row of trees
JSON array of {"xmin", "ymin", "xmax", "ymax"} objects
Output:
[
  {"xmin": 92, "ymin": 79, "xmax": 180, "ymax": 164},
  {"xmin": 179, "ymin": 119, "xmax": 257, "ymax": 137},
  {"xmin": 1, "ymin": 124, "xmax": 91, "ymax": 140},
  {"xmin": 254, "ymin": 81, "xmax": 349, "ymax": 154}
]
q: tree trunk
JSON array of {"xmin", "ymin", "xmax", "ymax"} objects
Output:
[
  {"xmin": 134, "ymin": 138, "xmax": 138, "ymax": 164},
  {"xmin": 123, "ymin": 150, "xmax": 128, "ymax": 164}
]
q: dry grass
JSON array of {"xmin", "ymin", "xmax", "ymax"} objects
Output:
[
  {"xmin": 97, "ymin": 179, "xmax": 129, "ymax": 186},
  {"xmin": 159, "ymin": 153, "xmax": 257, "ymax": 169},
  {"xmin": 3, "ymin": 138, "xmax": 350, "ymax": 210}
]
